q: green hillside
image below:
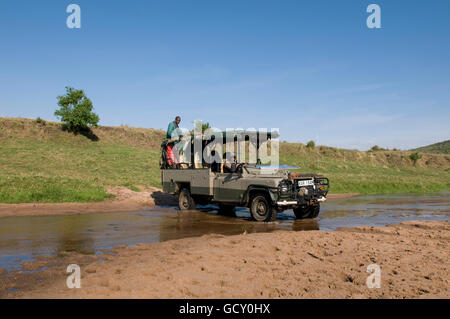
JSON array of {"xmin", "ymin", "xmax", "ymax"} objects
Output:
[
  {"xmin": 0, "ymin": 117, "xmax": 449, "ymax": 203},
  {"xmin": 411, "ymin": 140, "xmax": 450, "ymax": 155}
]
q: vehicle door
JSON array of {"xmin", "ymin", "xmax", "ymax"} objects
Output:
[{"xmin": 213, "ymin": 172, "xmax": 244, "ymax": 202}]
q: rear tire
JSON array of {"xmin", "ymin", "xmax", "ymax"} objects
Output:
[
  {"xmin": 294, "ymin": 204, "xmax": 320, "ymax": 219},
  {"xmin": 217, "ymin": 204, "xmax": 236, "ymax": 217},
  {"xmin": 250, "ymin": 195, "xmax": 277, "ymax": 222},
  {"xmin": 178, "ymin": 188, "xmax": 196, "ymax": 210}
]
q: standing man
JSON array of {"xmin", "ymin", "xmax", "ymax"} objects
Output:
[
  {"xmin": 166, "ymin": 116, "xmax": 181, "ymax": 166},
  {"xmin": 167, "ymin": 116, "xmax": 181, "ymax": 140}
]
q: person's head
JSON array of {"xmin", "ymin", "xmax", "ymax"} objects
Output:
[
  {"xmin": 223, "ymin": 152, "xmax": 235, "ymax": 162},
  {"xmin": 174, "ymin": 116, "xmax": 181, "ymax": 126}
]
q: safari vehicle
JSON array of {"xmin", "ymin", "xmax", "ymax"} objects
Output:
[{"xmin": 160, "ymin": 130, "xmax": 329, "ymax": 222}]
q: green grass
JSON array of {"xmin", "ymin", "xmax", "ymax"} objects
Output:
[
  {"xmin": 280, "ymin": 144, "xmax": 450, "ymax": 194},
  {"xmin": 0, "ymin": 117, "xmax": 164, "ymax": 203},
  {"xmin": 0, "ymin": 117, "xmax": 449, "ymax": 203},
  {"xmin": 0, "ymin": 176, "xmax": 111, "ymax": 203},
  {"xmin": 0, "ymin": 137, "xmax": 162, "ymax": 203},
  {"xmin": 283, "ymin": 157, "xmax": 449, "ymax": 194}
]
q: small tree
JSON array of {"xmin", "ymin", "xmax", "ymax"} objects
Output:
[
  {"xmin": 35, "ymin": 117, "xmax": 46, "ymax": 125},
  {"xmin": 55, "ymin": 87, "xmax": 99, "ymax": 131},
  {"xmin": 409, "ymin": 152, "xmax": 422, "ymax": 166},
  {"xmin": 306, "ymin": 140, "xmax": 315, "ymax": 149},
  {"xmin": 202, "ymin": 122, "xmax": 211, "ymax": 133}
]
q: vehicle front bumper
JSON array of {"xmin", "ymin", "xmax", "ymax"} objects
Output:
[{"xmin": 276, "ymin": 196, "xmax": 326, "ymax": 206}]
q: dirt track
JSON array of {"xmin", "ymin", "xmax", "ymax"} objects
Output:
[{"xmin": 1, "ymin": 220, "xmax": 448, "ymax": 299}]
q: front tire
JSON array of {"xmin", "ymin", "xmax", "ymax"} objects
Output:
[
  {"xmin": 294, "ymin": 204, "xmax": 320, "ymax": 219},
  {"xmin": 178, "ymin": 188, "xmax": 196, "ymax": 210},
  {"xmin": 250, "ymin": 195, "xmax": 277, "ymax": 222}
]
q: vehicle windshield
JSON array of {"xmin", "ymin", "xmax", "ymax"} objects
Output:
[{"xmin": 248, "ymin": 164, "xmax": 298, "ymax": 169}]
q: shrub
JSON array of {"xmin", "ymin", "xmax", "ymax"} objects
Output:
[
  {"xmin": 306, "ymin": 140, "xmax": 315, "ymax": 149},
  {"xmin": 370, "ymin": 145, "xmax": 385, "ymax": 152},
  {"xmin": 54, "ymin": 87, "xmax": 99, "ymax": 132},
  {"xmin": 35, "ymin": 117, "xmax": 46, "ymax": 125},
  {"xmin": 409, "ymin": 152, "xmax": 422, "ymax": 166}
]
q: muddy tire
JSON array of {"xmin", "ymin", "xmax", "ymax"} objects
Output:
[
  {"xmin": 217, "ymin": 204, "xmax": 236, "ymax": 217},
  {"xmin": 178, "ymin": 188, "xmax": 196, "ymax": 210},
  {"xmin": 250, "ymin": 195, "xmax": 277, "ymax": 222},
  {"xmin": 294, "ymin": 204, "xmax": 320, "ymax": 219}
]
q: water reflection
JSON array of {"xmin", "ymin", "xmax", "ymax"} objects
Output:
[
  {"xmin": 55, "ymin": 215, "xmax": 96, "ymax": 255},
  {"xmin": 0, "ymin": 193, "xmax": 448, "ymax": 271}
]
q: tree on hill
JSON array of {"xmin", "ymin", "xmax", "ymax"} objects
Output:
[
  {"xmin": 55, "ymin": 87, "xmax": 99, "ymax": 133},
  {"xmin": 192, "ymin": 121, "xmax": 212, "ymax": 134},
  {"xmin": 370, "ymin": 145, "xmax": 381, "ymax": 151},
  {"xmin": 409, "ymin": 152, "xmax": 422, "ymax": 166},
  {"xmin": 369, "ymin": 145, "xmax": 388, "ymax": 152},
  {"xmin": 306, "ymin": 140, "xmax": 315, "ymax": 149},
  {"xmin": 202, "ymin": 122, "xmax": 211, "ymax": 133}
]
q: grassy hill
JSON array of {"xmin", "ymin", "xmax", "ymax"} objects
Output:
[
  {"xmin": 0, "ymin": 117, "xmax": 449, "ymax": 203},
  {"xmin": 411, "ymin": 140, "xmax": 450, "ymax": 155}
]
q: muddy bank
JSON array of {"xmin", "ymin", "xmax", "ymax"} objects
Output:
[
  {"xmin": 1, "ymin": 220, "xmax": 448, "ymax": 299},
  {"xmin": 0, "ymin": 189, "xmax": 357, "ymax": 218},
  {"xmin": 0, "ymin": 187, "xmax": 177, "ymax": 218}
]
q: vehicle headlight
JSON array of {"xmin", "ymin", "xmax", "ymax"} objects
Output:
[{"xmin": 279, "ymin": 182, "xmax": 289, "ymax": 193}]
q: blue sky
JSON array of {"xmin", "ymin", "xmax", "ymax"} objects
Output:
[{"xmin": 0, "ymin": 0, "xmax": 449, "ymax": 150}]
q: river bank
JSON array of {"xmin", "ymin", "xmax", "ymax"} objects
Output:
[{"xmin": 1, "ymin": 219, "xmax": 448, "ymax": 299}]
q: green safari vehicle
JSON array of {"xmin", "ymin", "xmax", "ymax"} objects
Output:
[{"xmin": 160, "ymin": 130, "xmax": 329, "ymax": 222}]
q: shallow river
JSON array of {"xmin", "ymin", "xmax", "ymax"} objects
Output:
[{"xmin": 0, "ymin": 193, "xmax": 449, "ymax": 271}]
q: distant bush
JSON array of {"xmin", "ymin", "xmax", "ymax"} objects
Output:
[
  {"xmin": 35, "ymin": 117, "xmax": 46, "ymax": 125},
  {"xmin": 306, "ymin": 140, "xmax": 315, "ymax": 149},
  {"xmin": 409, "ymin": 152, "xmax": 422, "ymax": 166},
  {"xmin": 54, "ymin": 87, "xmax": 99, "ymax": 132},
  {"xmin": 369, "ymin": 145, "xmax": 386, "ymax": 152}
]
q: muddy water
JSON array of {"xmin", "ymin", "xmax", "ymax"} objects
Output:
[{"xmin": 0, "ymin": 193, "xmax": 449, "ymax": 271}]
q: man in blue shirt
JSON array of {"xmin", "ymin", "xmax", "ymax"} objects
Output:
[{"xmin": 166, "ymin": 116, "xmax": 181, "ymax": 139}]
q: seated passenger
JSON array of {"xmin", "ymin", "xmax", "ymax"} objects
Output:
[
  {"xmin": 222, "ymin": 153, "xmax": 237, "ymax": 173},
  {"xmin": 210, "ymin": 150, "xmax": 221, "ymax": 173}
]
